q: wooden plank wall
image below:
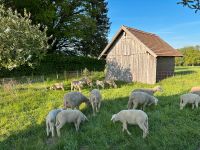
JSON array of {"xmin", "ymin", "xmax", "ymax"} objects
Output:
[{"xmin": 106, "ymin": 31, "xmax": 157, "ymax": 84}]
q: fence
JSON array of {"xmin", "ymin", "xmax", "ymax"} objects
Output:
[{"xmin": 0, "ymin": 70, "xmax": 94, "ymax": 86}]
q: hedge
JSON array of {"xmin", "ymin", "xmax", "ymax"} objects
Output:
[{"xmin": 0, "ymin": 54, "xmax": 106, "ymax": 77}]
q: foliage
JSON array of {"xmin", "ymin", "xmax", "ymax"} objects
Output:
[
  {"xmin": 1, "ymin": 67, "xmax": 200, "ymax": 149},
  {"xmin": 175, "ymin": 46, "xmax": 200, "ymax": 66},
  {"xmin": 0, "ymin": 0, "xmax": 110, "ymax": 56},
  {"xmin": 0, "ymin": 5, "xmax": 50, "ymax": 70},
  {"xmin": 0, "ymin": 54, "xmax": 106, "ymax": 77},
  {"xmin": 83, "ymin": 68, "xmax": 90, "ymax": 77},
  {"xmin": 178, "ymin": 0, "xmax": 200, "ymax": 12}
]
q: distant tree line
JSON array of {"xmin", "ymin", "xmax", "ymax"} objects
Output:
[
  {"xmin": 176, "ymin": 46, "xmax": 200, "ymax": 66},
  {"xmin": 0, "ymin": 0, "xmax": 110, "ymax": 57}
]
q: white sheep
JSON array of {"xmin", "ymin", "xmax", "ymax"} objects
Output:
[
  {"xmin": 96, "ymin": 80, "xmax": 105, "ymax": 89},
  {"xmin": 180, "ymin": 93, "xmax": 200, "ymax": 110},
  {"xmin": 111, "ymin": 109, "xmax": 148, "ymax": 138},
  {"xmin": 63, "ymin": 92, "xmax": 90, "ymax": 109},
  {"xmin": 46, "ymin": 108, "xmax": 63, "ymax": 137},
  {"xmin": 132, "ymin": 86, "xmax": 162, "ymax": 95},
  {"xmin": 56, "ymin": 109, "xmax": 88, "ymax": 137},
  {"xmin": 89, "ymin": 89, "xmax": 102, "ymax": 116},
  {"xmin": 190, "ymin": 86, "xmax": 200, "ymax": 96},
  {"xmin": 128, "ymin": 91, "xmax": 158, "ymax": 110}
]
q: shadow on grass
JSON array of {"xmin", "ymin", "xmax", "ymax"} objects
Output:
[
  {"xmin": 1, "ymin": 92, "xmax": 199, "ymax": 150},
  {"xmin": 175, "ymin": 70, "xmax": 196, "ymax": 76}
]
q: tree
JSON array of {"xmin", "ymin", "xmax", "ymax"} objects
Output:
[
  {"xmin": 178, "ymin": 0, "xmax": 200, "ymax": 12},
  {"xmin": 1, "ymin": 0, "xmax": 110, "ymax": 56},
  {"xmin": 175, "ymin": 46, "xmax": 200, "ymax": 66},
  {"xmin": 0, "ymin": 5, "xmax": 50, "ymax": 69}
]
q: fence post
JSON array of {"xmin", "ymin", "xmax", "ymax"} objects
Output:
[
  {"xmin": 76, "ymin": 70, "xmax": 79, "ymax": 78},
  {"xmin": 56, "ymin": 72, "xmax": 59, "ymax": 79},
  {"xmin": 64, "ymin": 71, "xmax": 67, "ymax": 80}
]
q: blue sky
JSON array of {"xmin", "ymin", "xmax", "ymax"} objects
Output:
[{"xmin": 107, "ymin": 0, "xmax": 200, "ymax": 48}]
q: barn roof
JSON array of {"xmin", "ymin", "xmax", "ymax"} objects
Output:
[{"xmin": 99, "ymin": 25, "xmax": 183, "ymax": 59}]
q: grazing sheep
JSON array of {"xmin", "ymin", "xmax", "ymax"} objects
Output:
[
  {"xmin": 89, "ymin": 89, "xmax": 102, "ymax": 116},
  {"xmin": 111, "ymin": 109, "xmax": 148, "ymax": 138},
  {"xmin": 56, "ymin": 109, "xmax": 88, "ymax": 137},
  {"xmin": 128, "ymin": 91, "xmax": 158, "ymax": 110},
  {"xmin": 63, "ymin": 92, "xmax": 90, "ymax": 109},
  {"xmin": 96, "ymin": 80, "xmax": 105, "ymax": 89},
  {"xmin": 104, "ymin": 80, "xmax": 117, "ymax": 88},
  {"xmin": 50, "ymin": 83, "xmax": 64, "ymax": 91},
  {"xmin": 46, "ymin": 108, "xmax": 63, "ymax": 137},
  {"xmin": 132, "ymin": 86, "xmax": 162, "ymax": 95},
  {"xmin": 190, "ymin": 86, "xmax": 200, "ymax": 96},
  {"xmin": 71, "ymin": 81, "xmax": 83, "ymax": 92},
  {"xmin": 79, "ymin": 77, "xmax": 93, "ymax": 88},
  {"xmin": 180, "ymin": 93, "xmax": 200, "ymax": 110}
]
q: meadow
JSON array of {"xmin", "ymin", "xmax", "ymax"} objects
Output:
[{"xmin": 1, "ymin": 66, "xmax": 200, "ymax": 150}]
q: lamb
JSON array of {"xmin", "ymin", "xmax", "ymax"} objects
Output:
[
  {"xmin": 96, "ymin": 80, "xmax": 105, "ymax": 89},
  {"xmin": 190, "ymin": 86, "xmax": 200, "ymax": 96},
  {"xmin": 56, "ymin": 109, "xmax": 88, "ymax": 137},
  {"xmin": 50, "ymin": 83, "xmax": 64, "ymax": 91},
  {"xmin": 180, "ymin": 93, "xmax": 200, "ymax": 110},
  {"xmin": 63, "ymin": 92, "xmax": 90, "ymax": 109},
  {"xmin": 71, "ymin": 80, "xmax": 83, "ymax": 92},
  {"xmin": 132, "ymin": 85, "xmax": 162, "ymax": 95},
  {"xmin": 89, "ymin": 89, "xmax": 102, "ymax": 116},
  {"xmin": 46, "ymin": 108, "xmax": 63, "ymax": 137},
  {"xmin": 128, "ymin": 91, "xmax": 158, "ymax": 110},
  {"xmin": 111, "ymin": 109, "xmax": 148, "ymax": 138}
]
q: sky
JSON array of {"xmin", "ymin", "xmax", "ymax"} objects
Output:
[{"xmin": 107, "ymin": 0, "xmax": 200, "ymax": 48}]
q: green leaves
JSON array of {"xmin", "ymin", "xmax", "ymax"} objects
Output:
[{"xmin": 0, "ymin": 5, "xmax": 50, "ymax": 70}]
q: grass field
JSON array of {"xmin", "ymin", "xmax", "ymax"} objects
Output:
[{"xmin": 1, "ymin": 66, "xmax": 200, "ymax": 150}]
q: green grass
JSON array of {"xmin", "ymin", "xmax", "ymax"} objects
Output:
[{"xmin": 1, "ymin": 66, "xmax": 200, "ymax": 150}]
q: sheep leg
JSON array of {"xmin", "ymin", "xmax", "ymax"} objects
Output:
[
  {"xmin": 142, "ymin": 103, "xmax": 147, "ymax": 110},
  {"xmin": 133, "ymin": 102, "xmax": 138, "ymax": 109},
  {"xmin": 122, "ymin": 122, "xmax": 131, "ymax": 135},
  {"xmin": 50, "ymin": 123, "xmax": 55, "ymax": 137},
  {"xmin": 195, "ymin": 102, "xmax": 199, "ymax": 109},
  {"xmin": 138, "ymin": 122, "xmax": 148, "ymax": 138},
  {"xmin": 75, "ymin": 118, "xmax": 81, "ymax": 131},
  {"xmin": 56, "ymin": 122, "xmax": 65, "ymax": 137},
  {"xmin": 127, "ymin": 99, "xmax": 133, "ymax": 109},
  {"xmin": 71, "ymin": 84, "xmax": 73, "ymax": 91},
  {"xmin": 192, "ymin": 103, "xmax": 195, "ymax": 109},
  {"xmin": 46, "ymin": 121, "xmax": 50, "ymax": 137}
]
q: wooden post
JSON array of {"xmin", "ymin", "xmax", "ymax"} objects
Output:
[
  {"xmin": 64, "ymin": 71, "xmax": 67, "ymax": 80},
  {"xmin": 56, "ymin": 72, "xmax": 59, "ymax": 79},
  {"xmin": 76, "ymin": 71, "xmax": 79, "ymax": 78}
]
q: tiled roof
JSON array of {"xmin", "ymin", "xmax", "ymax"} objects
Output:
[
  {"xmin": 99, "ymin": 26, "xmax": 183, "ymax": 58},
  {"xmin": 125, "ymin": 26, "xmax": 182, "ymax": 57}
]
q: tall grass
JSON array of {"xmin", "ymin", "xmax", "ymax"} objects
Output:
[{"xmin": 0, "ymin": 67, "xmax": 200, "ymax": 150}]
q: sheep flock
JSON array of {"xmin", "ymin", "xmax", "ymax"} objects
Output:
[{"xmin": 45, "ymin": 77, "xmax": 200, "ymax": 139}]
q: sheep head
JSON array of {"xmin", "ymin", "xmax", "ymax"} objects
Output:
[
  {"xmin": 154, "ymin": 97, "xmax": 159, "ymax": 105},
  {"xmin": 154, "ymin": 86, "xmax": 163, "ymax": 92},
  {"xmin": 111, "ymin": 114, "xmax": 117, "ymax": 122}
]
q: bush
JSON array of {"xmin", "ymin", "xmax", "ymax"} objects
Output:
[{"xmin": 0, "ymin": 54, "xmax": 106, "ymax": 77}]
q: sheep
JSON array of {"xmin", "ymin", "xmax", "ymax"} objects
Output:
[
  {"xmin": 50, "ymin": 83, "xmax": 64, "ymax": 91},
  {"xmin": 56, "ymin": 109, "xmax": 88, "ymax": 137},
  {"xmin": 71, "ymin": 80, "xmax": 83, "ymax": 92},
  {"xmin": 46, "ymin": 108, "xmax": 63, "ymax": 137},
  {"xmin": 63, "ymin": 92, "xmax": 90, "ymax": 109},
  {"xmin": 190, "ymin": 86, "xmax": 200, "ymax": 96},
  {"xmin": 128, "ymin": 91, "xmax": 158, "ymax": 110},
  {"xmin": 89, "ymin": 89, "xmax": 102, "ymax": 116},
  {"xmin": 180, "ymin": 93, "xmax": 200, "ymax": 110},
  {"xmin": 132, "ymin": 85, "xmax": 162, "ymax": 95},
  {"xmin": 104, "ymin": 80, "xmax": 117, "ymax": 88},
  {"xmin": 96, "ymin": 80, "xmax": 105, "ymax": 89},
  {"xmin": 111, "ymin": 109, "xmax": 148, "ymax": 138}
]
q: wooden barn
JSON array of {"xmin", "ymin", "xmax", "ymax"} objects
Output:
[{"xmin": 99, "ymin": 25, "xmax": 183, "ymax": 84}]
